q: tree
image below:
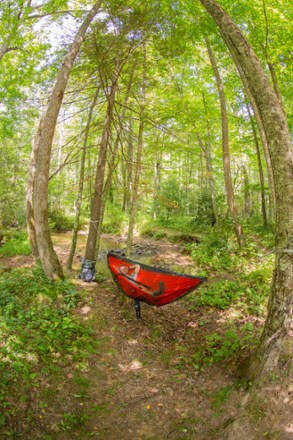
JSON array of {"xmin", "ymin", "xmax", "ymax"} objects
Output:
[
  {"xmin": 205, "ymin": 37, "xmax": 244, "ymax": 245},
  {"xmin": 28, "ymin": 1, "xmax": 102, "ymax": 280},
  {"xmin": 126, "ymin": 47, "xmax": 146, "ymax": 256},
  {"xmin": 80, "ymin": 53, "xmax": 121, "ymax": 280},
  {"xmin": 66, "ymin": 86, "xmax": 100, "ymax": 270},
  {"xmin": 199, "ymin": 0, "xmax": 293, "ymax": 378}
]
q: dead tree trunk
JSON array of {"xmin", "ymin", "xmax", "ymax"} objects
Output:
[{"xmin": 200, "ymin": 0, "xmax": 293, "ymax": 378}]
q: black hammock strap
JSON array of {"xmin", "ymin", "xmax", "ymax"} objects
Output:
[{"xmin": 134, "ymin": 299, "xmax": 141, "ymax": 319}]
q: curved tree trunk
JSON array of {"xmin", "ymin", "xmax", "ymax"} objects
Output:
[
  {"xmin": 31, "ymin": 2, "xmax": 101, "ymax": 280},
  {"xmin": 206, "ymin": 37, "xmax": 244, "ymax": 244},
  {"xmin": 199, "ymin": 0, "xmax": 293, "ymax": 378}
]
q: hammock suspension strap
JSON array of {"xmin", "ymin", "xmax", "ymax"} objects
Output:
[{"xmin": 134, "ymin": 299, "xmax": 141, "ymax": 319}]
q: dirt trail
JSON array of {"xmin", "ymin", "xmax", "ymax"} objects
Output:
[
  {"xmin": 61, "ymin": 235, "xmax": 237, "ymax": 439},
  {"xmin": 71, "ymin": 282, "xmax": 237, "ymax": 440}
]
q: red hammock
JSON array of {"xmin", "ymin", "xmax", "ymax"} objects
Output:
[{"xmin": 107, "ymin": 252, "xmax": 207, "ymax": 317}]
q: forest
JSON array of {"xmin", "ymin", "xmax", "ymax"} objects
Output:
[{"xmin": 0, "ymin": 0, "xmax": 292, "ymax": 439}]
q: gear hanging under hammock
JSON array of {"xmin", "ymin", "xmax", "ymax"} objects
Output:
[{"xmin": 107, "ymin": 252, "xmax": 207, "ymax": 318}]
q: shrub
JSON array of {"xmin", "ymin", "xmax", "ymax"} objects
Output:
[
  {"xmin": 186, "ymin": 223, "xmax": 236, "ymax": 270},
  {"xmin": 0, "ymin": 230, "xmax": 31, "ymax": 257},
  {"xmin": 102, "ymin": 204, "xmax": 127, "ymax": 234},
  {"xmin": 49, "ymin": 209, "xmax": 75, "ymax": 232}
]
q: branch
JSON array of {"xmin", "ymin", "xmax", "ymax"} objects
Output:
[
  {"xmin": 28, "ymin": 10, "xmax": 78, "ymax": 19},
  {"xmin": 262, "ymin": 0, "xmax": 269, "ymax": 52},
  {"xmin": 6, "ymin": 46, "xmax": 22, "ymax": 53}
]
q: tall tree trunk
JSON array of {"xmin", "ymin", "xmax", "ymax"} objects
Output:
[
  {"xmin": 153, "ymin": 149, "xmax": 161, "ymax": 220},
  {"xmin": 66, "ymin": 87, "xmax": 100, "ymax": 270},
  {"xmin": 26, "ymin": 135, "xmax": 39, "ymax": 260},
  {"xmin": 242, "ymin": 164, "xmax": 252, "ymax": 218},
  {"xmin": 202, "ymin": 91, "xmax": 217, "ymax": 223},
  {"xmin": 246, "ymin": 104, "xmax": 268, "ymax": 227},
  {"xmin": 199, "ymin": 0, "xmax": 293, "ymax": 378},
  {"xmin": 235, "ymin": 60, "xmax": 276, "ymax": 219},
  {"xmin": 122, "ymin": 116, "xmax": 134, "ymax": 213},
  {"xmin": 126, "ymin": 49, "xmax": 146, "ymax": 256},
  {"xmin": 80, "ymin": 56, "xmax": 120, "ymax": 280},
  {"xmin": 206, "ymin": 37, "xmax": 244, "ymax": 244},
  {"xmin": 94, "ymin": 61, "xmax": 135, "ymax": 253},
  {"xmin": 196, "ymin": 131, "xmax": 216, "ymax": 225},
  {"xmin": 28, "ymin": 1, "xmax": 101, "ymax": 280}
]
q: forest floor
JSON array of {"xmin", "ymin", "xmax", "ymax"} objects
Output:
[{"xmin": 0, "ymin": 233, "xmax": 292, "ymax": 440}]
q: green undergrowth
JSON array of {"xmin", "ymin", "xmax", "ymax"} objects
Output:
[
  {"xmin": 185, "ymin": 221, "xmax": 274, "ymax": 271},
  {"xmin": 0, "ymin": 265, "xmax": 96, "ymax": 429},
  {"xmin": 175, "ymin": 322, "xmax": 260, "ymax": 371},
  {"xmin": 176, "ymin": 224, "xmax": 274, "ymax": 370},
  {"xmin": 187, "ymin": 266, "xmax": 271, "ymax": 316},
  {"xmin": 185, "ymin": 222, "xmax": 274, "ymax": 315},
  {"xmin": 0, "ymin": 230, "xmax": 31, "ymax": 257}
]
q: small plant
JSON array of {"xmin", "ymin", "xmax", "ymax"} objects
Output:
[
  {"xmin": 212, "ymin": 385, "xmax": 234, "ymax": 408},
  {"xmin": 60, "ymin": 411, "xmax": 90, "ymax": 430},
  {"xmin": 49, "ymin": 209, "xmax": 75, "ymax": 232},
  {"xmin": 205, "ymin": 328, "xmax": 240, "ymax": 364},
  {"xmin": 0, "ymin": 230, "xmax": 31, "ymax": 256}
]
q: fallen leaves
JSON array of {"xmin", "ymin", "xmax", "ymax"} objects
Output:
[{"xmin": 118, "ymin": 360, "xmax": 143, "ymax": 373}]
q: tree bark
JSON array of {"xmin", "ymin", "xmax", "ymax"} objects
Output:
[
  {"xmin": 66, "ymin": 87, "xmax": 100, "ymax": 270},
  {"xmin": 205, "ymin": 37, "xmax": 244, "ymax": 244},
  {"xmin": 199, "ymin": 0, "xmax": 293, "ymax": 378},
  {"xmin": 31, "ymin": 1, "xmax": 101, "ymax": 280}
]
